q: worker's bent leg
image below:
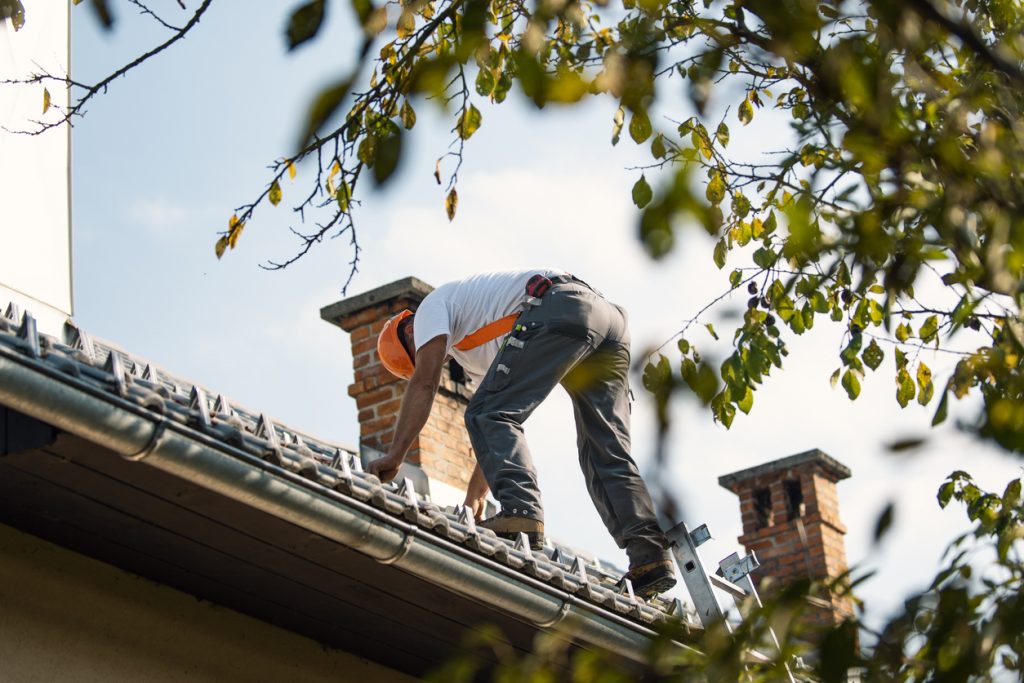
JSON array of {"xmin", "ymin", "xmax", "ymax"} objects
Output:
[
  {"xmin": 466, "ymin": 303, "xmax": 594, "ymax": 522},
  {"xmin": 564, "ymin": 337, "xmax": 671, "ymax": 567}
]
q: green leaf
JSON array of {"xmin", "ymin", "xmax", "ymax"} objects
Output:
[
  {"xmin": 937, "ymin": 481, "xmax": 956, "ymax": 508},
  {"xmin": 677, "ymin": 338, "xmax": 690, "ymax": 354},
  {"xmin": 642, "ymin": 355, "xmax": 672, "ymax": 393},
  {"xmin": 631, "ymin": 175, "xmax": 653, "ymax": 209},
  {"xmin": 716, "ymin": 394, "xmax": 736, "ymax": 427},
  {"xmin": 457, "ymin": 104, "xmax": 483, "ymax": 139},
  {"xmin": 729, "ymin": 269, "xmax": 743, "ymax": 288},
  {"xmin": 841, "ymin": 369, "xmax": 861, "ymax": 400},
  {"xmin": 895, "ymin": 322, "xmax": 911, "ymax": 342},
  {"xmin": 713, "ymin": 238, "xmax": 727, "ymax": 269},
  {"xmin": 839, "ymin": 334, "xmax": 863, "ymax": 365},
  {"xmin": 715, "ymin": 122, "xmax": 730, "ymax": 147},
  {"xmin": 736, "ymin": 385, "xmax": 754, "ymax": 414},
  {"xmin": 336, "ymin": 181, "xmax": 352, "ymax": 212},
  {"xmin": 1003, "ymin": 479, "xmax": 1021, "ymax": 507},
  {"xmin": 268, "ymin": 180, "xmax": 283, "ymax": 206},
  {"xmin": 705, "ymin": 323, "xmax": 719, "ymax": 340},
  {"xmin": 931, "ymin": 389, "xmax": 949, "ymax": 426},
  {"xmin": 629, "ymin": 110, "xmax": 652, "ymax": 144},
  {"xmin": 297, "ymin": 76, "xmax": 353, "ymax": 149},
  {"xmin": 752, "ymin": 247, "xmax": 776, "ymax": 269},
  {"xmin": 286, "ymin": 0, "xmax": 326, "ymax": 51},
  {"xmin": 830, "ymin": 368, "xmax": 841, "ymax": 388},
  {"xmin": 896, "ymin": 368, "xmax": 915, "ymax": 407},
  {"xmin": 372, "ymin": 130, "xmax": 403, "ymax": 185},
  {"xmin": 738, "ymin": 97, "xmax": 754, "ymax": 125},
  {"xmin": 919, "ymin": 315, "xmax": 939, "ymax": 343},
  {"xmin": 873, "ymin": 502, "xmax": 894, "ymax": 542},
  {"xmin": 862, "ymin": 339, "xmax": 884, "ymax": 370},
  {"xmin": 651, "ymin": 133, "xmax": 666, "ymax": 159}
]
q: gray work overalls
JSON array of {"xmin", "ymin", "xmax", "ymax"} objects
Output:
[{"xmin": 464, "ymin": 276, "xmax": 671, "ymax": 567}]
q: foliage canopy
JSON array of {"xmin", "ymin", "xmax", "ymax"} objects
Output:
[{"xmin": 27, "ymin": 0, "xmax": 1021, "ymax": 455}]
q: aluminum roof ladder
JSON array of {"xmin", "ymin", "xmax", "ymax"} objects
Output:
[{"xmin": 666, "ymin": 521, "xmax": 797, "ymax": 682}]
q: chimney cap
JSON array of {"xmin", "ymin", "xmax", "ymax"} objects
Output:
[
  {"xmin": 718, "ymin": 448, "xmax": 851, "ymax": 493},
  {"xmin": 320, "ymin": 276, "xmax": 434, "ymax": 329}
]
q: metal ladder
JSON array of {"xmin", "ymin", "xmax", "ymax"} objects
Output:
[{"xmin": 666, "ymin": 521, "xmax": 797, "ymax": 682}]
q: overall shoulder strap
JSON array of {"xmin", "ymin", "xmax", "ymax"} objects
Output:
[{"xmin": 453, "ymin": 313, "xmax": 519, "ymax": 351}]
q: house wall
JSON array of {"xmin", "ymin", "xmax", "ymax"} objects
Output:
[
  {"xmin": 0, "ymin": 4, "xmax": 73, "ymax": 333},
  {"xmin": 0, "ymin": 523, "xmax": 414, "ymax": 683}
]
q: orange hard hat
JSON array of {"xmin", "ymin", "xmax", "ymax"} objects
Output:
[{"xmin": 377, "ymin": 309, "xmax": 415, "ymax": 379}]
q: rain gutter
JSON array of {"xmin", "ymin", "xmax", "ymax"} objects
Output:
[{"xmin": 0, "ymin": 347, "xmax": 695, "ymax": 664}]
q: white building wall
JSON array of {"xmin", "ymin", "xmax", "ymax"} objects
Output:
[
  {"xmin": 0, "ymin": 3, "xmax": 72, "ymax": 334},
  {"xmin": 0, "ymin": 523, "xmax": 415, "ymax": 683}
]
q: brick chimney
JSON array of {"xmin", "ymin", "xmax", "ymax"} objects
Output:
[
  {"xmin": 718, "ymin": 449, "xmax": 854, "ymax": 627},
  {"xmin": 320, "ymin": 277, "xmax": 477, "ymax": 504}
]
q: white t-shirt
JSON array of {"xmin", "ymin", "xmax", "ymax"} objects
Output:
[{"xmin": 414, "ymin": 268, "xmax": 563, "ymax": 383}]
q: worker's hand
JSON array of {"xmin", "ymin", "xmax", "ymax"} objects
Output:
[
  {"xmin": 366, "ymin": 453, "xmax": 403, "ymax": 483},
  {"xmin": 464, "ymin": 493, "xmax": 488, "ymax": 522}
]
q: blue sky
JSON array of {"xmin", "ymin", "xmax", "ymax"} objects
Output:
[{"xmin": 68, "ymin": 2, "xmax": 1022, "ymax": 630}]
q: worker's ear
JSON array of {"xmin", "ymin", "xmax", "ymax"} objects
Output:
[{"xmin": 399, "ymin": 315, "xmax": 416, "ymax": 360}]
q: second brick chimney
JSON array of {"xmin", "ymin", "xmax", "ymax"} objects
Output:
[
  {"xmin": 719, "ymin": 449, "xmax": 854, "ymax": 628},
  {"xmin": 321, "ymin": 277, "xmax": 477, "ymax": 505}
]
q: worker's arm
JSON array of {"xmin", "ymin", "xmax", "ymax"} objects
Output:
[
  {"xmin": 463, "ymin": 463, "xmax": 490, "ymax": 521},
  {"xmin": 366, "ymin": 334, "xmax": 447, "ymax": 483}
]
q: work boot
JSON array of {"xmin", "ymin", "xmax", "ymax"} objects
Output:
[
  {"xmin": 479, "ymin": 512, "xmax": 544, "ymax": 551},
  {"xmin": 626, "ymin": 559, "xmax": 676, "ymax": 599}
]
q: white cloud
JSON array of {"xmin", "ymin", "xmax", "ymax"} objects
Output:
[{"xmin": 125, "ymin": 197, "xmax": 191, "ymax": 234}]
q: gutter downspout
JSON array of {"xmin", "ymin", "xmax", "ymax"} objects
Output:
[{"xmin": 0, "ymin": 350, "xmax": 690, "ymax": 663}]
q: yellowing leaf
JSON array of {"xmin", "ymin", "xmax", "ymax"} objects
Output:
[
  {"xmin": 917, "ymin": 361, "xmax": 934, "ymax": 405},
  {"xmin": 42, "ymin": 88, "xmax": 51, "ymax": 114},
  {"xmin": 396, "ymin": 9, "xmax": 415, "ymax": 38},
  {"xmin": 445, "ymin": 188, "xmax": 458, "ymax": 221},
  {"xmin": 611, "ymin": 106, "xmax": 625, "ymax": 146},
  {"xmin": 268, "ymin": 180, "xmax": 282, "ymax": 206},
  {"xmin": 228, "ymin": 214, "xmax": 240, "ymax": 229},
  {"xmin": 841, "ymin": 369, "xmax": 861, "ymax": 400},
  {"xmin": 215, "ymin": 236, "xmax": 229, "ymax": 260},
  {"xmin": 287, "ymin": 160, "xmax": 297, "ymax": 180},
  {"xmin": 706, "ymin": 171, "xmax": 726, "ymax": 205},
  {"xmin": 716, "ymin": 122, "xmax": 730, "ymax": 147},
  {"xmin": 400, "ymin": 99, "xmax": 417, "ymax": 130},
  {"xmin": 226, "ymin": 222, "xmax": 243, "ymax": 248},
  {"xmin": 457, "ymin": 104, "xmax": 482, "ymax": 139},
  {"xmin": 738, "ymin": 97, "xmax": 754, "ymax": 125}
]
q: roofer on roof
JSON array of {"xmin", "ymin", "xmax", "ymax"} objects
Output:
[{"xmin": 366, "ymin": 269, "xmax": 676, "ymax": 599}]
